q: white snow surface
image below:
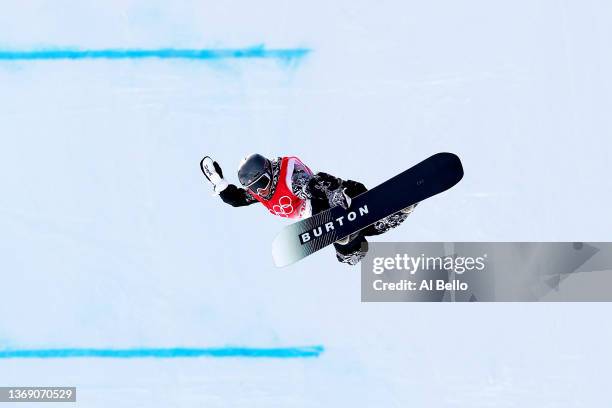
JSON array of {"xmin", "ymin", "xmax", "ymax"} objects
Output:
[{"xmin": 1, "ymin": 1, "xmax": 612, "ymax": 406}]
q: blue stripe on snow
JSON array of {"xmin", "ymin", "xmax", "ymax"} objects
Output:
[
  {"xmin": 0, "ymin": 46, "xmax": 310, "ymax": 61},
  {"xmin": 0, "ymin": 346, "xmax": 324, "ymax": 359}
]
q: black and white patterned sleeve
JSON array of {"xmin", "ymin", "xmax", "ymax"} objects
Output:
[
  {"xmin": 291, "ymin": 165, "xmax": 314, "ymax": 200},
  {"xmin": 306, "ymin": 172, "xmax": 368, "ymax": 208},
  {"xmin": 306, "ymin": 172, "xmax": 343, "ymax": 201}
]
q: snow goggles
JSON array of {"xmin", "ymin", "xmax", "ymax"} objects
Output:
[{"xmin": 246, "ymin": 173, "xmax": 271, "ymax": 195}]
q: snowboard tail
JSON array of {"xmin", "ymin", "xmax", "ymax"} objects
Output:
[{"xmin": 272, "ymin": 152, "xmax": 464, "ymax": 267}]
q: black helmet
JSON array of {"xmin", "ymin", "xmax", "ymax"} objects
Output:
[{"xmin": 238, "ymin": 153, "xmax": 272, "ymax": 190}]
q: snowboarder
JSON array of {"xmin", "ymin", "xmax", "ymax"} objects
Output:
[{"xmin": 200, "ymin": 154, "xmax": 415, "ymax": 265}]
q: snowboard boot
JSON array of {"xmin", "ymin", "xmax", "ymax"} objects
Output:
[{"xmin": 334, "ymin": 233, "xmax": 368, "ymax": 265}]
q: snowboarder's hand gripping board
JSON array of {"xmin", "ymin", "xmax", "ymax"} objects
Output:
[{"xmin": 271, "ymin": 152, "xmax": 464, "ymax": 267}]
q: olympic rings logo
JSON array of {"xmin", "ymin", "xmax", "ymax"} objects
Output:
[{"xmin": 271, "ymin": 196, "xmax": 295, "ymax": 217}]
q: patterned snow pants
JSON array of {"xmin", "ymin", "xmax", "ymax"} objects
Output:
[{"xmin": 310, "ymin": 178, "xmax": 416, "ymax": 266}]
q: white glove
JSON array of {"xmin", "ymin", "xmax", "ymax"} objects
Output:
[{"xmin": 200, "ymin": 156, "xmax": 229, "ymax": 194}]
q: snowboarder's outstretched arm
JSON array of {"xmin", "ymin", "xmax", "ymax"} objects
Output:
[
  {"xmin": 294, "ymin": 171, "xmax": 367, "ymax": 210},
  {"xmin": 219, "ymin": 184, "xmax": 258, "ymax": 207},
  {"xmin": 200, "ymin": 156, "xmax": 257, "ymax": 207}
]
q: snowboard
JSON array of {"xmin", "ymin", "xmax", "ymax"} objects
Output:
[{"xmin": 271, "ymin": 152, "xmax": 464, "ymax": 267}]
